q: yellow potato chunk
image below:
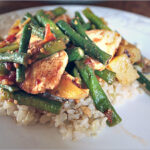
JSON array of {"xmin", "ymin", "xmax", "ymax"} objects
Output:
[
  {"xmin": 108, "ymin": 54, "xmax": 139, "ymax": 85},
  {"xmin": 117, "ymin": 41, "xmax": 141, "ymax": 64},
  {"xmin": 50, "ymin": 73, "xmax": 89, "ymax": 99}
]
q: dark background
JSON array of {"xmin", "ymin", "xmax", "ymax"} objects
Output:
[{"xmin": 0, "ymin": 1, "xmax": 150, "ymax": 17}]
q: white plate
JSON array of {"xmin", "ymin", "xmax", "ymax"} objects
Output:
[{"xmin": 0, "ymin": 5, "xmax": 150, "ymax": 150}]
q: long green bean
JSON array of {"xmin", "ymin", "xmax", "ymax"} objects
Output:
[
  {"xmin": 83, "ymin": 8, "xmax": 110, "ymax": 30},
  {"xmin": 75, "ymin": 60, "xmax": 121, "ymax": 126},
  {"xmin": 36, "ymin": 9, "xmax": 69, "ymax": 43},
  {"xmin": 16, "ymin": 24, "xmax": 31, "ymax": 83},
  {"xmin": 13, "ymin": 91, "xmax": 62, "ymax": 114},
  {"xmin": 57, "ymin": 20, "xmax": 111, "ymax": 65},
  {"xmin": 0, "ymin": 43, "xmax": 19, "ymax": 53},
  {"xmin": 95, "ymin": 69, "xmax": 116, "ymax": 84},
  {"xmin": 0, "ymin": 84, "xmax": 19, "ymax": 92},
  {"xmin": 0, "ymin": 52, "xmax": 29, "ymax": 66},
  {"xmin": 137, "ymin": 70, "xmax": 150, "ymax": 92}
]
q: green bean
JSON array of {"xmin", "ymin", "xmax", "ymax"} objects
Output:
[
  {"xmin": 83, "ymin": 8, "xmax": 110, "ymax": 30},
  {"xmin": 71, "ymin": 18, "xmax": 90, "ymax": 40},
  {"xmin": 91, "ymin": 24, "xmax": 96, "ymax": 29},
  {"xmin": 0, "ymin": 52, "xmax": 29, "ymax": 66},
  {"xmin": 44, "ymin": 39, "xmax": 66, "ymax": 54},
  {"xmin": 0, "ymin": 43, "xmax": 19, "ymax": 53},
  {"xmin": 36, "ymin": 9, "xmax": 69, "ymax": 43},
  {"xmin": 137, "ymin": 70, "xmax": 150, "ymax": 92},
  {"xmin": 75, "ymin": 60, "xmax": 121, "ymax": 126},
  {"xmin": 24, "ymin": 12, "xmax": 40, "ymax": 26},
  {"xmin": 18, "ymin": 24, "xmax": 31, "ymax": 53},
  {"xmin": 52, "ymin": 7, "xmax": 67, "ymax": 17},
  {"xmin": 0, "ymin": 63, "xmax": 9, "ymax": 76},
  {"xmin": 82, "ymin": 22, "xmax": 91, "ymax": 30},
  {"xmin": 30, "ymin": 23, "xmax": 45, "ymax": 39},
  {"xmin": 16, "ymin": 24, "xmax": 31, "ymax": 83},
  {"xmin": 0, "ymin": 84, "xmax": 19, "ymax": 92},
  {"xmin": 72, "ymin": 67, "xmax": 82, "ymax": 84},
  {"xmin": 66, "ymin": 47, "xmax": 84, "ymax": 62},
  {"xmin": 95, "ymin": 69, "xmax": 116, "ymax": 84},
  {"xmin": 13, "ymin": 91, "xmax": 62, "ymax": 114},
  {"xmin": 37, "ymin": 40, "xmax": 66, "ymax": 59},
  {"xmin": 30, "ymin": 24, "xmax": 66, "ymax": 59},
  {"xmin": 57, "ymin": 20, "xmax": 111, "ymax": 65},
  {"xmin": 75, "ymin": 11, "xmax": 85, "ymax": 24}
]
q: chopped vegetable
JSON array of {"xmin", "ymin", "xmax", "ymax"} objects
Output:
[
  {"xmin": 30, "ymin": 24, "xmax": 66, "ymax": 59},
  {"xmin": 137, "ymin": 70, "xmax": 150, "ymax": 92},
  {"xmin": 108, "ymin": 54, "xmax": 139, "ymax": 85},
  {"xmin": 43, "ymin": 39, "xmax": 66, "ymax": 56},
  {"xmin": 66, "ymin": 47, "xmax": 84, "ymax": 62},
  {"xmin": 75, "ymin": 60, "xmax": 121, "ymax": 126},
  {"xmin": 72, "ymin": 67, "xmax": 82, "ymax": 84},
  {"xmin": 0, "ymin": 52, "xmax": 29, "ymax": 66},
  {"xmin": 83, "ymin": 8, "xmax": 110, "ymax": 30},
  {"xmin": 13, "ymin": 91, "xmax": 62, "ymax": 114},
  {"xmin": 52, "ymin": 7, "xmax": 67, "ymax": 17},
  {"xmin": 0, "ymin": 43, "xmax": 19, "ymax": 53},
  {"xmin": 0, "ymin": 88, "xmax": 62, "ymax": 114},
  {"xmin": 36, "ymin": 9, "xmax": 69, "ymax": 43},
  {"xmin": 30, "ymin": 23, "xmax": 45, "ymax": 39},
  {"xmin": 24, "ymin": 12, "xmax": 40, "ymax": 26},
  {"xmin": 95, "ymin": 69, "xmax": 116, "ymax": 84},
  {"xmin": 57, "ymin": 20, "xmax": 111, "ymax": 65},
  {"xmin": 0, "ymin": 84, "xmax": 19, "ymax": 92},
  {"xmin": 18, "ymin": 24, "xmax": 31, "ymax": 53},
  {"xmin": 0, "ymin": 63, "xmax": 9, "ymax": 76},
  {"xmin": 44, "ymin": 24, "xmax": 56, "ymax": 42},
  {"xmin": 75, "ymin": 11, "xmax": 85, "ymax": 24},
  {"xmin": 82, "ymin": 22, "xmax": 91, "ymax": 30},
  {"xmin": 16, "ymin": 24, "xmax": 31, "ymax": 83},
  {"xmin": 71, "ymin": 18, "xmax": 90, "ymax": 40}
]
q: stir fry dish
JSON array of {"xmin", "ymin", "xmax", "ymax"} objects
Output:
[{"xmin": 0, "ymin": 7, "xmax": 149, "ymax": 140}]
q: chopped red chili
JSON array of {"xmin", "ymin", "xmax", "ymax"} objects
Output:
[
  {"xmin": 44, "ymin": 24, "xmax": 56, "ymax": 42},
  {"xmin": 104, "ymin": 109, "xmax": 113, "ymax": 124},
  {"xmin": 5, "ymin": 34, "xmax": 16, "ymax": 43}
]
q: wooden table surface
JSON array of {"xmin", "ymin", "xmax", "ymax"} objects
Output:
[{"xmin": 0, "ymin": 1, "xmax": 150, "ymax": 17}]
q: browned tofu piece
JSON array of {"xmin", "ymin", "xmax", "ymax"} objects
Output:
[
  {"xmin": 86, "ymin": 29, "xmax": 122, "ymax": 58},
  {"xmin": 20, "ymin": 50, "xmax": 68, "ymax": 94},
  {"xmin": 108, "ymin": 54, "xmax": 139, "ymax": 85}
]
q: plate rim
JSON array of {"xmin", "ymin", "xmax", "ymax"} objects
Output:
[{"xmin": 0, "ymin": 4, "xmax": 150, "ymax": 21}]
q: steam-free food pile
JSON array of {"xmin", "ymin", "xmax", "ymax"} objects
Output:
[{"xmin": 0, "ymin": 7, "xmax": 149, "ymax": 140}]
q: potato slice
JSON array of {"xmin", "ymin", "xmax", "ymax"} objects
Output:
[
  {"xmin": 50, "ymin": 72, "xmax": 89, "ymax": 99},
  {"xmin": 108, "ymin": 54, "xmax": 139, "ymax": 85},
  {"xmin": 117, "ymin": 40, "xmax": 141, "ymax": 64},
  {"xmin": 20, "ymin": 50, "xmax": 68, "ymax": 94},
  {"xmin": 86, "ymin": 29, "xmax": 122, "ymax": 58}
]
